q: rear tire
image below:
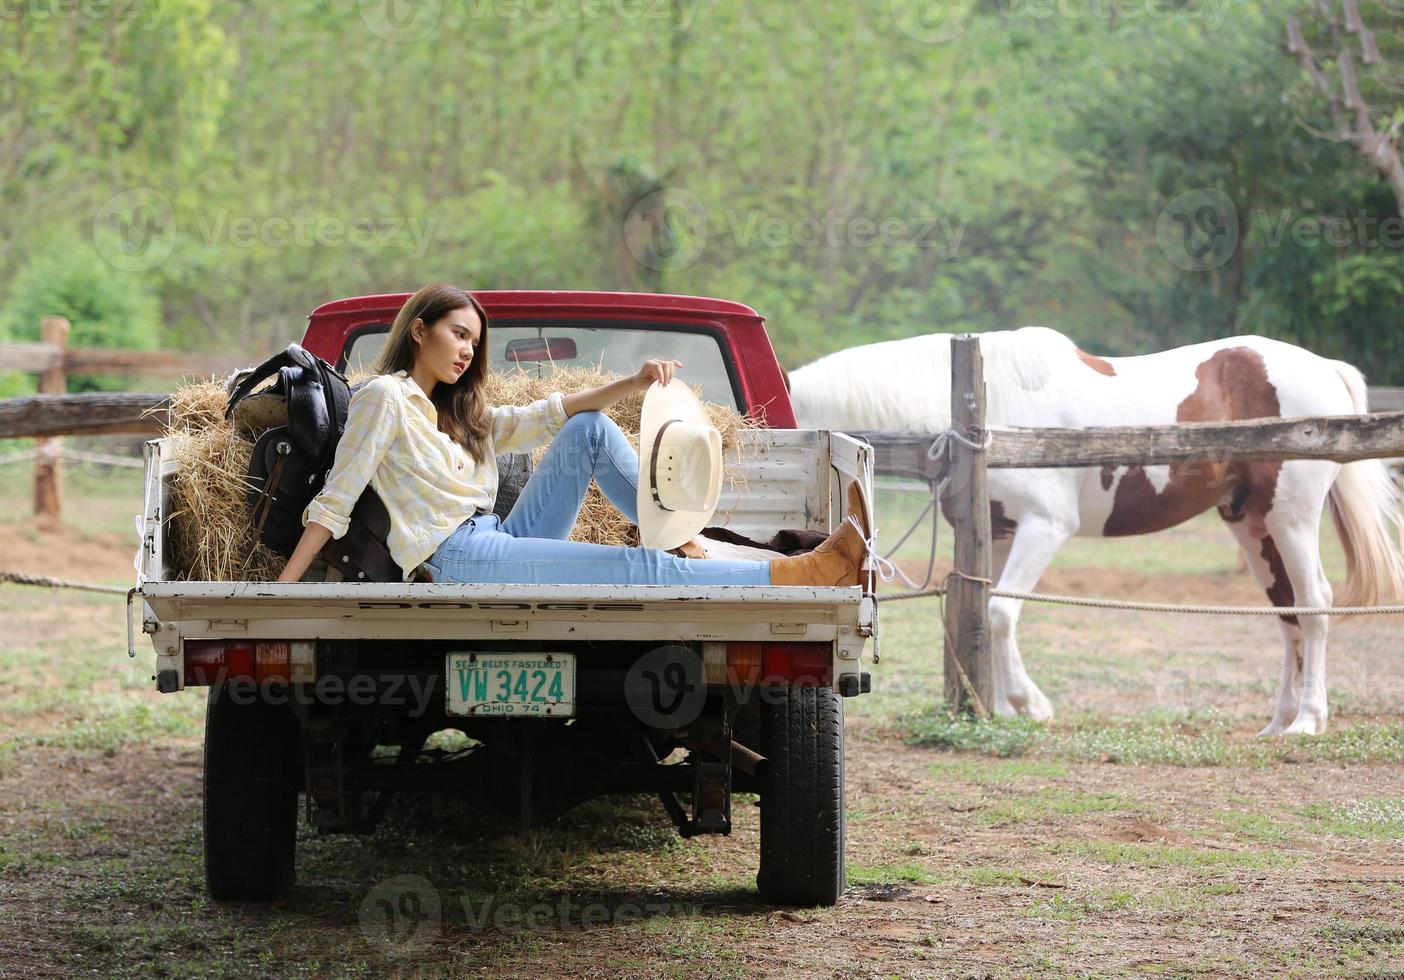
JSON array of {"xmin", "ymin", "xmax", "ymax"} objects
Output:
[
  {"xmin": 756, "ymin": 687, "xmax": 846, "ymax": 906},
  {"xmin": 203, "ymin": 683, "xmax": 299, "ymax": 900}
]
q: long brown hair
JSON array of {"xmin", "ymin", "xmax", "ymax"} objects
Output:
[{"xmin": 374, "ymin": 284, "xmax": 493, "ymax": 462}]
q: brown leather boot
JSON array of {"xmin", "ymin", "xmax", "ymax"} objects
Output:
[{"xmin": 769, "ymin": 481, "xmax": 872, "ymax": 587}]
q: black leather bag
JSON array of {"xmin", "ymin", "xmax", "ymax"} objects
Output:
[{"xmin": 227, "ymin": 344, "xmax": 401, "ymax": 582}]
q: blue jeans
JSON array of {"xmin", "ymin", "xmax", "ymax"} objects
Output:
[{"xmin": 421, "ymin": 412, "xmax": 771, "ymax": 586}]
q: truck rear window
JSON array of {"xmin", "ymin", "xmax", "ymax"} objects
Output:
[{"xmin": 343, "ymin": 323, "xmax": 739, "ymax": 410}]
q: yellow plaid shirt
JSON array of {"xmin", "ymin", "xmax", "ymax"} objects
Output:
[{"xmin": 303, "ymin": 370, "xmax": 568, "ymax": 579}]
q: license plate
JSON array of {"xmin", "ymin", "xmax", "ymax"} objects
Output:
[{"xmin": 445, "ymin": 652, "xmax": 575, "ymax": 718}]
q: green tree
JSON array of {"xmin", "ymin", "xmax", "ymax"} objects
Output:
[{"xmin": 0, "ymin": 238, "xmax": 162, "ymax": 391}]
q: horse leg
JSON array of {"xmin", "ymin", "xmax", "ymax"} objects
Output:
[
  {"xmin": 1219, "ymin": 518, "xmax": 1302, "ymax": 735},
  {"xmin": 989, "ymin": 517, "xmax": 1070, "ymax": 721},
  {"xmin": 1271, "ymin": 517, "xmax": 1333, "ymax": 735},
  {"xmin": 1220, "ymin": 510, "xmax": 1332, "ymax": 736}
]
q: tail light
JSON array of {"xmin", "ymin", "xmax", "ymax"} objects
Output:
[
  {"xmin": 184, "ymin": 639, "xmax": 315, "ymax": 686},
  {"xmin": 703, "ymin": 642, "xmax": 831, "ymax": 688}
]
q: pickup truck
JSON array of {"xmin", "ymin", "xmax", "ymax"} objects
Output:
[{"xmin": 132, "ymin": 290, "xmax": 877, "ymax": 908}]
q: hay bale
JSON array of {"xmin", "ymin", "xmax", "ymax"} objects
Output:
[
  {"xmin": 166, "ymin": 422, "xmax": 287, "ymax": 581},
  {"xmin": 158, "ymin": 374, "xmax": 284, "ymax": 580},
  {"xmin": 162, "ymin": 366, "xmax": 759, "ymax": 580}
]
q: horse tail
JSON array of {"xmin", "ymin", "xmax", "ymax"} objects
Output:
[{"xmin": 1326, "ymin": 360, "xmax": 1404, "ymax": 607}]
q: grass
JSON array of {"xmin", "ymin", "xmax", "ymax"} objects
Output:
[
  {"xmin": 906, "ymin": 705, "xmax": 1404, "ymax": 768},
  {"xmin": 1061, "ymin": 840, "xmax": 1296, "ymax": 871},
  {"xmin": 1021, "ymin": 885, "xmax": 1227, "ymax": 922},
  {"xmin": 0, "ymin": 456, "xmax": 144, "ymax": 542},
  {"xmin": 1317, "ymin": 918, "xmax": 1404, "ymax": 946},
  {"xmin": 962, "ymin": 866, "xmax": 1065, "ymax": 888},
  {"xmin": 975, "ymin": 789, "xmax": 1137, "ymax": 828},
  {"xmin": 1214, "ymin": 808, "xmax": 1301, "ymax": 844},
  {"xmin": 847, "ymin": 861, "xmax": 943, "ymax": 886},
  {"xmin": 3, "ymin": 460, "xmax": 1403, "ymax": 977},
  {"xmin": 928, "ymin": 756, "xmax": 1070, "ymax": 783},
  {"xmin": 1297, "ymin": 799, "xmax": 1404, "ymax": 840},
  {"xmin": 905, "ymin": 712, "xmax": 1046, "ymax": 757}
]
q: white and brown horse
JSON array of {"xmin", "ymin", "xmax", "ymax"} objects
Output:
[{"xmin": 789, "ymin": 327, "xmax": 1404, "ymax": 735}]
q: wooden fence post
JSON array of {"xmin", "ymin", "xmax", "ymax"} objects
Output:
[
  {"xmin": 33, "ymin": 316, "xmax": 70, "ymax": 526},
  {"xmin": 942, "ymin": 335, "xmax": 993, "ymax": 716}
]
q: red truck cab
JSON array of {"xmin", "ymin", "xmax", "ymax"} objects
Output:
[{"xmin": 300, "ymin": 290, "xmax": 797, "ymax": 428}]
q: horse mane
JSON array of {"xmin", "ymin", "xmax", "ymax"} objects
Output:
[{"xmin": 788, "ymin": 326, "xmax": 1075, "ymax": 431}]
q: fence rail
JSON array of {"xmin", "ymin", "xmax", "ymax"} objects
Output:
[
  {"xmin": 0, "ymin": 392, "xmax": 170, "ymax": 439},
  {"xmin": 1, "ymin": 316, "xmax": 246, "ymax": 521},
  {"xmin": 857, "ymin": 410, "xmax": 1404, "ymax": 478},
  {"xmin": 1372, "ymin": 387, "xmax": 1404, "ymax": 412},
  {"xmin": 1, "ymin": 340, "xmax": 241, "ymax": 378}
]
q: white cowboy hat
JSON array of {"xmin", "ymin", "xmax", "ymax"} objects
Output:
[{"xmin": 636, "ymin": 381, "xmax": 723, "ymax": 552}]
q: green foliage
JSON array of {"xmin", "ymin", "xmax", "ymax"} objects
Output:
[
  {"xmin": 0, "ymin": 239, "xmax": 161, "ymax": 391},
  {"xmin": 0, "ymin": 0, "xmax": 1399, "ymax": 377}
]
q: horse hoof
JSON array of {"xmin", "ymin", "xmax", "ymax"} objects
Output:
[
  {"xmin": 1255, "ymin": 722, "xmax": 1286, "ymax": 738},
  {"xmin": 1281, "ymin": 715, "xmax": 1327, "ymax": 736},
  {"xmin": 1024, "ymin": 688, "xmax": 1054, "ymax": 722}
]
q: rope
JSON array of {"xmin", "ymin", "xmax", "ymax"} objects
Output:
[
  {"xmin": 59, "ymin": 448, "xmax": 144, "ymax": 469},
  {"xmin": 0, "ymin": 448, "xmax": 39, "ymax": 468},
  {"xmin": 0, "ymin": 447, "xmax": 142, "ymax": 468},
  {"xmin": 0, "ymin": 569, "xmax": 129, "ymax": 595},
  {"xmin": 861, "ymin": 426, "xmax": 983, "ymax": 594},
  {"xmin": 878, "ymin": 573, "xmax": 1404, "ymax": 616},
  {"xmin": 994, "ymin": 588, "xmax": 1404, "ymax": 616}
]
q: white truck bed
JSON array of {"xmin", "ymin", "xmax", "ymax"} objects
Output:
[{"xmin": 133, "ymin": 429, "xmax": 878, "ymax": 688}]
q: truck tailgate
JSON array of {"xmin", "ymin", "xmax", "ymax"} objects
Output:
[{"xmin": 138, "ymin": 582, "xmax": 869, "ymax": 645}]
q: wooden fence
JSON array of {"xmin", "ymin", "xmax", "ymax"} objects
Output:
[
  {"xmin": 2, "ymin": 318, "xmax": 1403, "ymax": 564},
  {"xmin": 2, "ymin": 317, "xmax": 243, "ymax": 522},
  {"xmin": 859, "ymin": 337, "xmax": 1404, "ymax": 716}
]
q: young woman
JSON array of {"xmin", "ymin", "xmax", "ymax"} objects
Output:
[{"xmin": 276, "ymin": 284, "xmax": 867, "ymax": 587}]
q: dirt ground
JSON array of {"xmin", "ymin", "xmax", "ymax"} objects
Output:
[{"xmin": 2, "ymin": 499, "xmax": 1402, "ymax": 978}]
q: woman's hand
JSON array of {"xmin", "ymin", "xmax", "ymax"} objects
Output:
[
  {"xmin": 563, "ymin": 359, "xmax": 684, "ymax": 417},
  {"xmin": 632, "ymin": 358, "xmax": 683, "ymax": 390},
  {"xmin": 276, "ymin": 522, "xmax": 333, "ymax": 582}
]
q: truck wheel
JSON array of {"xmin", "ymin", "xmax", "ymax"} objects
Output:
[
  {"xmin": 203, "ymin": 683, "xmax": 299, "ymax": 900},
  {"xmin": 756, "ymin": 687, "xmax": 846, "ymax": 906}
]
